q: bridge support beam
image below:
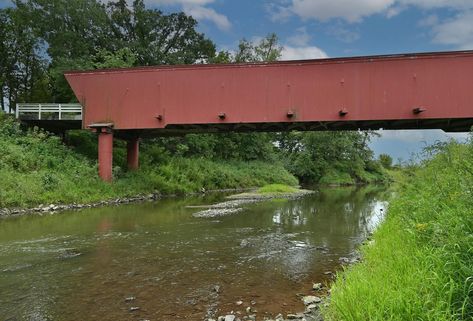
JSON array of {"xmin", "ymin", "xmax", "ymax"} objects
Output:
[
  {"xmin": 95, "ymin": 125, "xmax": 114, "ymax": 182},
  {"xmin": 126, "ymin": 138, "xmax": 140, "ymax": 171}
]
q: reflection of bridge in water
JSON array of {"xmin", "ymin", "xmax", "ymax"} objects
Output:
[{"xmin": 16, "ymin": 50, "xmax": 473, "ymax": 181}]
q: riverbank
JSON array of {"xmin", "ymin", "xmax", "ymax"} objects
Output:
[
  {"xmin": 0, "ymin": 115, "xmax": 298, "ymax": 210},
  {"xmin": 0, "ymin": 112, "xmax": 392, "ymax": 214},
  {"xmin": 0, "ymin": 184, "xmax": 311, "ymax": 218},
  {"xmin": 323, "ymin": 141, "xmax": 473, "ymax": 320}
]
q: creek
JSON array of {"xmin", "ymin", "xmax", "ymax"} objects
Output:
[{"xmin": 0, "ymin": 186, "xmax": 388, "ymax": 321}]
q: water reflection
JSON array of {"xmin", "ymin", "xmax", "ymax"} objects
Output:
[{"xmin": 0, "ymin": 186, "xmax": 389, "ymax": 321}]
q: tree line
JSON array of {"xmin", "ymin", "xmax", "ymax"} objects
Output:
[{"xmin": 0, "ymin": 0, "xmax": 388, "ymax": 184}]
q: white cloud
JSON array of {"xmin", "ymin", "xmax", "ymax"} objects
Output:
[
  {"xmin": 183, "ymin": 4, "xmax": 231, "ymax": 30},
  {"xmin": 287, "ymin": 27, "xmax": 311, "ymax": 46},
  {"xmin": 431, "ymin": 11, "xmax": 473, "ymax": 49},
  {"xmin": 272, "ymin": 0, "xmax": 473, "ymax": 23},
  {"xmin": 281, "ymin": 45, "xmax": 328, "ymax": 60},
  {"xmin": 398, "ymin": 0, "xmax": 473, "ymax": 10},
  {"xmin": 143, "ymin": 0, "xmax": 231, "ymax": 31},
  {"xmin": 285, "ymin": 27, "xmax": 332, "ymax": 60},
  {"xmin": 385, "ymin": 5, "xmax": 404, "ymax": 18},
  {"xmin": 267, "ymin": 2, "xmax": 294, "ymax": 22},
  {"xmin": 370, "ymin": 130, "xmax": 469, "ymax": 161},
  {"xmin": 272, "ymin": 0, "xmax": 473, "ymax": 49},
  {"xmin": 276, "ymin": 0, "xmax": 395, "ymax": 23}
]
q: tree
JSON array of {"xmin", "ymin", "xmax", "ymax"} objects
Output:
[
  {"xmin": 0, "ymin": 7, "xmax": 48, "ymax": 113},
  {"xmin": 106, "ymin": 0, "xmax": 216, "ymax": 65},
  {"xmin": 13, "ymin": 0, "xmax": 113, "ymax": 102},
  {"xmin": 14, "ymin": 0, "xmax": 111, "ymax": 60},
  {"xmin": 379, "ymin": 154, "xmax": 393, "ymax": 169},
  {"xmin": 234, "ymin": 33, "xmax": 282, "ymax": 63},
  {"xmin": 0, "ymin": 10, "xmax": 9, "ymax": 111},
  {"xmin": 277, "ymin": 131, "xmax": 381, "ymax": 183}
]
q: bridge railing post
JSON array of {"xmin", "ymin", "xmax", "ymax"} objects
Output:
[
  {"xmin": 58, "ymin": 104, "xmax": 62, "ymax": 120},
  {"xmin": 38, "ymin": 104, "xmax": 42, "ymax": 120},
  {"xmin": 15, "ymin": 104, "xmax": 19, "ymax": 118}
]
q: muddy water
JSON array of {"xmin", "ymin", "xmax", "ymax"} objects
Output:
[{"xmin": 0, "ymin": 186, "xmax": 388, "ymax": 321}]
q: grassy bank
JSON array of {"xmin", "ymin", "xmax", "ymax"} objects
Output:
[
  {"xmin": 0, "ymin": 115, "xmax": 297, "ymax": 208},
  {"xmin": 324, "ymin": 142, "xmax": 473, "ymax": 320}
]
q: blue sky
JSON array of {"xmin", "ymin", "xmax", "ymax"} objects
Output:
[
  {"xmin": 2, "ymin": 0, "xmax": 472, "ymax": 160},
  {"xmin": 143, "ymin": 0, "xmax": 473, "ymax": 58}
]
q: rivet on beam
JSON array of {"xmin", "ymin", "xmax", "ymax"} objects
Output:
[
  {"xmin": 156, "ymin": 114, "xmax": 163, "ymax": 121},
  {"xmin": 413, "ymin": 107, "xmax": 426, "ymax": 115},
  {"xmin": 218, "ymin": 112, "xmax": 226, "ymax": 120},
  {"xmin": 287, "ymin": 110, "xmax": 295, "ymax": 119},
  {"xmin": 339, "ymin": 108, "xmax": 348, "ymax": 116}
]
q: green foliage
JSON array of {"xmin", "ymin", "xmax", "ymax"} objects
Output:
[
  {"xmin": 234, "ymin": 33, "xmax": 282, "ymax": 63},
  {"xmin": 258, "ymin": 184, "xmax": 298, "ymax": 194},
  {"xmin": 379, "ymin": 153, "xmax": 393, "ymax": 169},
  {"xmin": 325, "ymin": 141, "xmax": 473, "ymax": 321},
  {"xmin": 106, "ymin": 0, "xmax": 216, "ymax": 65},
  {"xmin": 148, "ymin": 132, "xmax": 277, "ymax": 162},
  {"xmin": 15, "ymin": 0, "xmax": 111, "ymax": 60},
  {"xmin": 0, "ymin": 6, "xmax": 48, "ymax": 111},
  {"xmin": 209, "ymin": 33, "xmax": 283, "ymax": 64},
  {"xmin": 93, "ymin": 48, "xmax": 138, "ymax": 69},
  {"xmin": 277, "ymin": 131, "xmax": 387, "ymax": 185},
  {"xmin": 49, "ymin": 57, "xmax": 94, "ymax": 102},
  {"xmin": 0, "ymin": 115, "xmax": 297, "ymax": 208},
  {"xmin": 319, "ymin": 170, "xmax": 355, "ymax": 186}
]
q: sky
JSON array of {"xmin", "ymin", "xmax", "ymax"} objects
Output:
[{"xmin": 1, "ymin": 0, "xmax": 472, "ymax": 160}]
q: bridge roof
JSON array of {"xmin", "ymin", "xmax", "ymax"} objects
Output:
[{"xmin": 65, "ymin": 50, "xmax": 473, "ymax": 74}]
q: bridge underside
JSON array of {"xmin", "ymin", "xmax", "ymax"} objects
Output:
[
  {"xmin": 21, "ymin": 120, "xmax": 82, "ymax": 134},
  {"xmin": 113, "ymin": 118, "xmax": 473, "ymax": 140},
  {"xmin": 23, "ymin": 118, "xmax": 473, "ymax": 140},
  {"xmin": 64, "ymin": 50, "xmax": 473, "ymax": 181}
]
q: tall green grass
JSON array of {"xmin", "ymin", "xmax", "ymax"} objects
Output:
[
  {"xmin": 0, "ymin": 114, "xmax": 297, "ymax": 208},
  {"xmin": 324, "ymin": 142, "xmax": 473, "ymax": 320},
  {"xmin": 257, "ymin": 184, "xmax": 298, "ymax": 194}
]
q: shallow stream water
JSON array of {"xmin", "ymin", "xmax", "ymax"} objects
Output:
[{"xmin": 0, "ymin": 186, "xmax": 388, "ymax": 321}]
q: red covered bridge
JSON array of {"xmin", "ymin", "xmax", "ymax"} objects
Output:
[{"xmin": 64, "ymin": 50, "xmax": 473, "ymax": 181}]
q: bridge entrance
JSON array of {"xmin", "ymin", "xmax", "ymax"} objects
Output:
[{"xmin": 16, "ymin": 103, "xmax": 83, "ymax": 133}]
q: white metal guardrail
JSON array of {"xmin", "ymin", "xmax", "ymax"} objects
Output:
[{"xmin": 16, "ymin": 103, "xmax": 82, "ymax": 121}]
